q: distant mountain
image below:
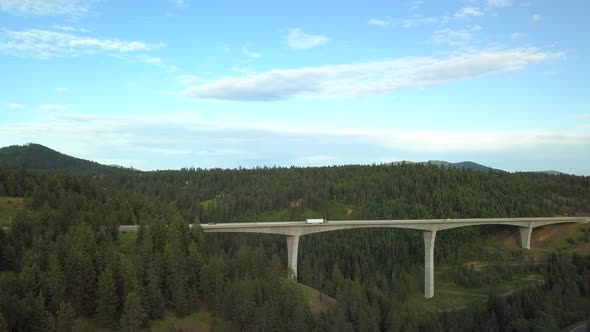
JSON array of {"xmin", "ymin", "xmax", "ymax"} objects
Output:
[
  {"xmin": 391, "ymin": 160, "xmax": 503, "ymax": 172},
  {"xmin": 0, "ymin": 143, "xmax": 126, "ymax": 173},
  {"xmin": 531, "ymin": 170, "xmax": 564, "ymax": 176}
]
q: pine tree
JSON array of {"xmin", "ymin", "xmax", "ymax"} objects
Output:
[
  {"xmin": 96, "ymin": 268, "xmax": 119, "ymax": 329},
  {"xmin": 45, "ymin": 255, "xmax": 66, "ymax": 313},
  {"xmin": 30, "ymin": 292, "xmax": 53, "ymax": 332},
  {"xmin": 65, "ymin": 250, "xmax": 96, "ymax": 316},
  {"xmin": 121, "ymin": 291, "xmax": 146, "ymax": 332},
  {"xmin": 0, "ymin": 311, "xmax": 8, "ymax": 332},
  {"xmin": 56, "ymin": 302, "xmax": 76, "ymax": 332},
  {"xmin": 145, "ymin": 264, "xmax": 165, "ymax": 319}
]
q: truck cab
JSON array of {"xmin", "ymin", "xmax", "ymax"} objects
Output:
[{"xmin": 306, "ymin": 218, "xmax": 326, "ymax": 224}]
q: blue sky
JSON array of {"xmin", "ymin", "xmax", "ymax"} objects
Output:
[{"xmin": 1, "ymin": 0, "xmax": 589, "ymax": 174}]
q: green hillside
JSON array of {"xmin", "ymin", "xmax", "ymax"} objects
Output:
[{"xmin": 0, "ymin": 143, "xmax": 125, "ymax": 173}]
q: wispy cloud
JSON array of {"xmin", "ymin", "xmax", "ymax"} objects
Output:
[
  {"xmin": 51, "ymin": 25, "xmax": 75, "ymax": 32},
  {"xmin": 5, "ymin": 103, "xmax": 24, "ymax": 110},
  {"xmin": 54, "ymin": 87, "xmax": 70, "ymax": 93},
  {"xmin": 241, "ymin": 45, "xmax": 261, "ymax": 58},
  {"xmin": 176, "ymin": 75, "xmax": 200, "ymax": 85},
  {"xmin": 0, "ymin": 29, "xmax": 160, "ymax": 58},
  {"xmin": 284, "ymin": 28, "xmax": 329, "ymax": 50},
  {"xmin": 174, "ymin": 0, "xmax": 188, "ymax": 8},
  {"xmin": 510, "ymin": 32, "xmax": 527, "ymax": 40},
  {"xmin": 486, "ymin": 0, "xmax": 512, "ymax": 8},
  {"xmin": 409, "ymin": 0, "xmax": 424, "ymax": 11},
  {"xmin": 0, "ymin": 0, "xmax": 92, "ymax": 16},
  {"xmin": 51, "ymin": 25, "xmax": 91, "ymax": 33},
  {"xmin": 136, "ymin": 54, "xmax": 163, "ymax": 65},
  {"xmin": 181, "ymin": 48, "xmax": 562, "ymax": 102},
  {"xmin": 532, "ymin": 14, "xmax": 542, "ymax": 22},
  {"xmin": 432, "ymin": 26, "xmax": 481, "ymax": 46},
  {"xmin": 35, "ymin": 104, "xmax": 66, "ymax": 112},
  {"xmin": 368, "ymin": 17, "xmax": 391, "ymax": 27},
  {"xmin": 402, "ymin": 16, "xmax": 439, "ymax": 28},
  {"xmin": 453, "ymin": 7, "xmax": 484, "ymax": 19}
]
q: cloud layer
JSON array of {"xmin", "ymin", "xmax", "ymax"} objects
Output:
[
  {"xmin": 0, "ymin": 0, "xmax": 91, "ymax": 16},
  {"xmin": 181, "ymin": 48, "xmax": 562, "ymax": 102},
  {"xmin": 1, "ymin": 113, "xmax": 588, "ymax": 172},
  {"xmin": 0, "ymin": 28, "xmax": 159, "ymax": 58}
]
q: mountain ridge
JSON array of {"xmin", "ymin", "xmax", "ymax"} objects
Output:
[{"xmin": 0, "ymin": 143, "xmax": 571, "ymax": 175}]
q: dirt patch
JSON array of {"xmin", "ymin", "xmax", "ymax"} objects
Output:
[
  {"xmin": 577, "ymin": 241, "xmax": 590, "ymax": 254},
  {"xmin": 532, "ymin": 223, "xmax": 577, "ymax": 245}
]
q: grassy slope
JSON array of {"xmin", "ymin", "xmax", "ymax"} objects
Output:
[
  {"xmin": 149, "ymin": 310, "xmax": 234, "ymax": 332},
  {"xmin": 410, "ymin": 221, "xmax": 590, "ymax": 312},
  {"xmin": 297, "ymin": 283, "xmax": 337, "ymax": 315},
  {"xmin": 0, "ymin": 196, "xmax": 24, "ymax": 227}
]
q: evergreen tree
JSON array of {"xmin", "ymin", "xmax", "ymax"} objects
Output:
[
  {"xmin": 56, "ymin": 302, "xmax": 76, "ymax": 332},
  {"xmin": 30, "ymin": 292, "xmax": 53, "ymax": 332},
  {"xmin": 121, "ymin": 291, "xmax": 146, "ymax": 332},
  {"xmin": 45, "ymin": 255, "xmax": 66, "ymax": 313},
  {"xmin": 0, "ymin": 312, "xmax": 7, "ymax": 332},
  {"xmin": 96, "ymin": 268, "xmax": 118, "ymax": 329}
]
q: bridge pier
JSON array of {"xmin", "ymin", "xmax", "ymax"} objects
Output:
[
  {"xmin": 519, "ymin": 225, "xmax": 533, "ymax": 249},
  {"xmin": 287, "ymin": 235, "xmax": 300, "ymax": 281},
  {"xmin": 423, "ymin": 230, "xmax": 436, "ymax": 299}
]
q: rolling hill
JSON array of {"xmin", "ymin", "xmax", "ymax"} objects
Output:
[{"xmin": 0, "ymin": 143, "xmax": 126, "ymax": 173}]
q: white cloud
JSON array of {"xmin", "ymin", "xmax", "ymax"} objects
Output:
[
  {"xmin": 532, "ymin": 14, "xmax": 542, "ymax": 22},
  {"xmin": 487, "ymin": 0, "xmax": 512, "ymax": 8},
  {"xmin": 454, "ymin": 7, "xmax": 484, "ymax": 19},
  {"xmin": 177, "ymin": 75, "xmax": 200, "ymax": 85},
  {"xmin": 54, "ymin": 87, "xmax": 69, "ymax": 93},
  {"xmin": 136, "ymin": 54, "xmax": 163, "ymax": 65},
  {"xmin": 510, "ymin": 32, "xmax": 527, "ymax": 40},
  {"xmin": 0, "ymin": 0, "xmax": 91, "ymax": 16},
  {"xmin": 409, "ymin": 0, "xmax": 424, "ymax": 11},
  {"xmin": 35, "ymin": 104, "xmax": 65, "ymax": 112},
  {"xmin": 241, "ymin": 45, "xmax": 261, "ymax": 58},
  {"xmin": 0, "ymin": 29, "xmax": 160, "ymax": 58},
  {"xmin": 402, "ymin": 16, "xmax": 439, "ymax": 28},
  {"xmin": 432, "ymin": 26, "xmax": 481, "ymax": 46},
  {"xmin": 5, "ymin": 103, "xmax": 24, "ymax": 110},
  {"xmin": 284, "ymin": 28, "xmax": 329, "ymax": 50},
  {"xmin": 175, "ymin": 0, "xmax": 187, "ymax": 8},
  {"xmin": 181, "ymin": 48, "xmax": 562, "ymax": 102},
  {"xmin": 51, "ymin": 25, "xmax": 75, "ymax": 32},
  {"xmin": 368, "ymin": 17, "xmax": 391, "ymax": 26}
]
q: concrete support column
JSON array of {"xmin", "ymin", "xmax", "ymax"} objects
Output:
[
  {"xmin": 423, "ymin": 230, "xmax": 436, "ymax": 299},
  {"xmin": 286, "ymin": 235, "xmax": 300, "ymax": 281},
  {"xmin": 519, "ymin": 226, "xmax": 533, "ymax": 249}
]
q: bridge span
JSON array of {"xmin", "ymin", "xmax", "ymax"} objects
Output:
[{"xmin": 118, "ymin": 216, "xmax": 589, "ymax": 299}]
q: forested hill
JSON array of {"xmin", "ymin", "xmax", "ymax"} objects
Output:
[
  {"xmin": 0, "ymin": 143, "xmax": 125, "ymax": 173},
  {"xmin": 1, "ymin": 158, "xmax": 590, "ymax": 331},
  {"xmin": 103, "ymin": 163, "xmax": 590, "ymax": 225}
]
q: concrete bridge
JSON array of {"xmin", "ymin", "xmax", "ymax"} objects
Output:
[{"xmin": 118, "ymin": 216, "xmax": 589, "ymax": 299}]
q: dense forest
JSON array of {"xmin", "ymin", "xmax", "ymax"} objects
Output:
[{"xmin": 1, "ymin": 160, "xmax": 590, "ymax": 331}]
